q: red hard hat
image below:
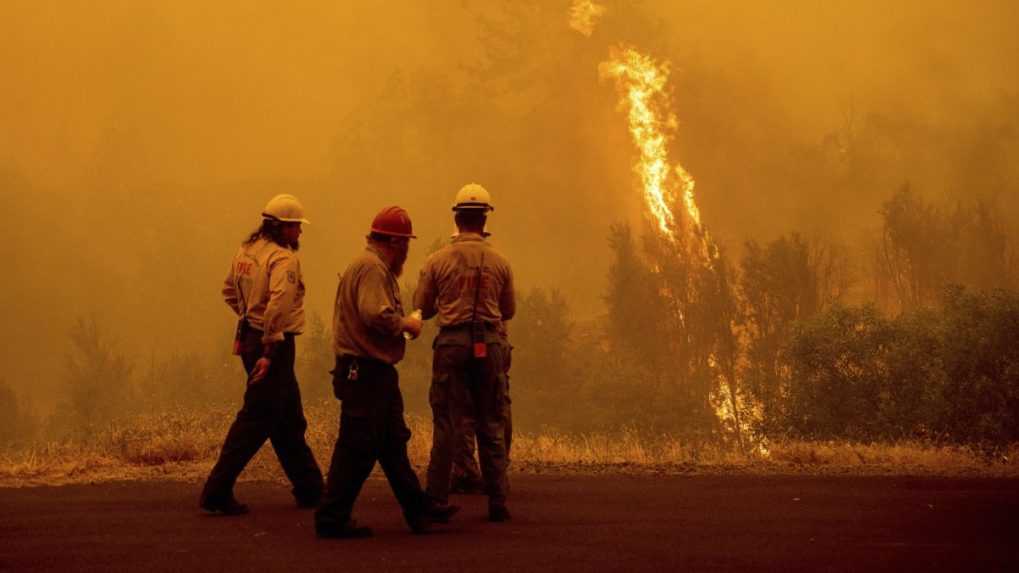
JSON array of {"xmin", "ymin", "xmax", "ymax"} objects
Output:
[{"xmin": 370, "ymin": 206, "xmax": 416, "ymax": 238}]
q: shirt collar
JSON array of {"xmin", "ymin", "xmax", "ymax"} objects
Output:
[{"xmin": 451, "ymin": 231, "xmax": 488, "ymax": 243}]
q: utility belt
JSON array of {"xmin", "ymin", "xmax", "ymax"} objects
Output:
[
  {"xmin": 331, "ymin": 354, "xmax": 402, "ymax": 406},
  {"xmin": 436, "ymin": 321, "xmax": 505, "ymax": 358},
  {"xmin": 232, "ymin": 318, "xmax": 295, "ymax": 355},
  {"xmin": 439, "ymin": 321, "xmax": 501, "ymax": 333},
  {"xmin": 333, "ymin": 354, "xmax": 392, "ymax": 384}
]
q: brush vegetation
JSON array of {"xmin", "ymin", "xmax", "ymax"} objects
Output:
[
  {"xmin": 2, "ymin": 187, "xmax": 1017, "ymax": 486},
  {"xmin": 2, "ymin": 403, "xmax": 1016, "ymax": 487}
]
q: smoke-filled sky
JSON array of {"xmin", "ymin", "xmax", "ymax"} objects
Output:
[{"xmin": 2, "ymin": 0, "xmax": 1017, "ymax": 407}]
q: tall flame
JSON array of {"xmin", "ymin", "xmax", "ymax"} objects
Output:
[
  {"xmin": 599, "ymin": 45, "xmax": 705, "ymax": 247},
  {"xmin": 586, "ymin": 19, "xmax": 748, "ymax": 448}
]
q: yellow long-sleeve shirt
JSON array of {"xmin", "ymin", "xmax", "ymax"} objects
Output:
[
  {"xmin": 413, "ymin": 232, "xmax": 515, "ymax": 330},
  {"xmin": 332, "ymin": 246, "xmax": 407, "ymax": 365},
  {"xmin": 222, "ymin": 238, "xmax": 305, "ymax": 344}
]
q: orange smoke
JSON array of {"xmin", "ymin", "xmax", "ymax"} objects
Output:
[{"xmin": 568, "ymin": 0, "xmax": 606, "ymax": 37}]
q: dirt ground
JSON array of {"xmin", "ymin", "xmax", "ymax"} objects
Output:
[{"xmin": 1, "ymin": 474, "xmax": 1016, "ymax": 572}]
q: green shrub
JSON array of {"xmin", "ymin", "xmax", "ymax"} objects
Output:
[{"xmin": 783, "ymin": 288, "xmax": 1018, "ymax": 446}]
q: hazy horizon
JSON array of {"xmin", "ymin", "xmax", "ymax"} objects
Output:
[{"xmin": 3, "ymin": 0, "xmax": 1017, "ymax": 411}]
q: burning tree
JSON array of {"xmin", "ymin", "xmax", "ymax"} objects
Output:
[{"xmin": 600, "ymin": 45, "xmax": 746, "ymax": 447}]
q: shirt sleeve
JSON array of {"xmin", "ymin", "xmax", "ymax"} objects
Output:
[
  {"xmin": 357, "ymin": 264, "xmax": 404, "ymax": 338},
  {"xmin": 413, "ymin": 260, "xmax": 438, "ymax": 320},
  {"xmin": 222, "ymin": 260, "xmax": 242, "ymax": 316},
  {"xmin": 500, "ymin": 264, "xmax": 516, "ymax": 321},
  {"xmin": 262, "ymin": 252, "xmax": 300, "ymax": 343}
]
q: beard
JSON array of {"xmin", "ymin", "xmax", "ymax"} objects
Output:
[
  {"xmin": 391, "ymin": 246, "xmax": 408, "ymax": 277},
  {"xmin": 268, "ymin": 234, "xmax": 299, "ymax": 251},
  {"xmin": 391, "ymin": 253, "xmax": 406, "ymax": 277}
]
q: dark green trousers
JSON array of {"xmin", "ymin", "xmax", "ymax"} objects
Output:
[
  {"xmin": 453, "ymin": 395, "xmax": 512, "ymax": 485},
  {"xmin": 426, "ymin": 336, "xmax": 511, "ymax": 505}
]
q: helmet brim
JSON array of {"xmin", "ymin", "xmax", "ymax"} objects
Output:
[
  {"xmin": 452, "ymin": 204, "xmax": 494, "ymax": 212},
  {"xmin": 369, "ymin": 228, "xmax": 417, "ymax": 239},
  {"xmin": 263, "ymin": 214, "xmax": 310, "ymax": 225}
]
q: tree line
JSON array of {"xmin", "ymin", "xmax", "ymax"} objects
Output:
[{"xmin": 1, "ymin": 187, "xmax": 1016, "ymax": 450}]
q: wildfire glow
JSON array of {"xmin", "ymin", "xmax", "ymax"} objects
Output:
[
  {"xmin": 590, "ymin": 19, "xmax": 738, "ymax": 445},
  {"xmin": 599, "ymin": 46, "xmax": 705, "ymax": 245},
  {"xmin": 568, "ymin": 0, "xmax": 606, "ymax": 37}
]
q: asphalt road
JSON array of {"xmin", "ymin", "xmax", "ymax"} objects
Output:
[{"xmin": 1, "ymin": 475, "xmax": 1016, "ymax": 572}]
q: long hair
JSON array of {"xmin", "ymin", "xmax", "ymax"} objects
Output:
[{"xmin": 243, "ymin": 218, "xmax": 288, "ymax": 247}]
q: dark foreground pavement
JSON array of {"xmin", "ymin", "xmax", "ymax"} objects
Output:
[{"xmin": 1, "ymin": 474, "xmax": 1017, "ymax": 572}]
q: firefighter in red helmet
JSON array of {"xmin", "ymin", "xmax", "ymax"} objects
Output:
[{"xmin": 315, "ymin": 206, "xmax": 459, "ymax": 538}]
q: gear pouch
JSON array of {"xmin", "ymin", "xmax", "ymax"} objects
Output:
[
  {"xmin": 232, "ymin": 319, "xmax": 248, "ymax": 355},
  {"xmin": 471, "ymin": 322, "xmax": 487, "ymax": 358}
]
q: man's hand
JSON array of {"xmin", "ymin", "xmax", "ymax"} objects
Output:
[
  {"xmin": 402, "ymin": 313, "xmax": 423, "ymax": 340},
  {"xmin": 248, "ymin": 357, "xmax": 271, "ymax": 385}
]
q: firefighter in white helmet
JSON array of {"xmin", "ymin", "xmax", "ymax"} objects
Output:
[
  {"xmin": 415, "ymin": 183, "xmax": 516, "ymax": 522},
  {"xmin": 200, "ymin": 194, "xmax": 324, "ymax": 515},
  {"xmin": 446, "ymin": 184, "xmax": 512, "ymax": 495}
]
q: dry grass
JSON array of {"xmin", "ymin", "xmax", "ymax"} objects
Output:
[
  {"xmin": 2, "ymin": 402, "xmax": 1017, "ymax": 487},
  {"xmin": 766, "ymin": 440, "xmax": 1018, "ymax": 475}
]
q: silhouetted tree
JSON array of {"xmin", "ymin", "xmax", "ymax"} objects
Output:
[
  {"xmin": 602, "ymin": 217, "xmax": 741, "ymax": 440},
  {"xmin": 57, "ymin": 318, "xmax": 134, "ymax": 436},
  {"xmin": 135, "ymin": 349, "xmax": 236, "ymax": 412},
  {"xmin": 510, "ymin": 287, "xmax": 575, "ymax": 428},
  {"xmin": 604, "ymin": 224, "xmax": 667, "ymax": 366},
  {"xmin": 877, "ymin": 184, "xmax": 1015, "ymax": 310},
  {"xmin": 739, "ymin": 234, "xmax": 850, "ymax": 436}
]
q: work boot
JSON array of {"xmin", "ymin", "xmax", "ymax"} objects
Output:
[
  {"xmin": 200, "ymin": 498, "xmax": 249, "ymax": 516},
  {"xmin": 450, "ymin": 475, "xmax": 486, "ymax": 495},
  {"xmin": 316, "ymin": 519, "xmax": 373, "ymax": 539},
  {"xmin": 488, "ymin": 503, "xmax": 511, "ymax": 523},
  {"xmin": 406, "ymin": 501, "xmax": 460, "ymax": 534},
  {"xmin": 423, "ymin": 500, "xmax": 460, "ymax": 524},
  {"xmin": 406, "ymin": 513, "xmax": 434, "ymax": 535}
]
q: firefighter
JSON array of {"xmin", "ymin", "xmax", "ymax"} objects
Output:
[
  {"xmin": 415, "ymin": 184, "xmax": 516, "ymax": 521},
  {"xmin": 200, "ymin": 194, "xmax": 324, "ymax": 515},
  {"xmin": 315, "ymin": 206, "xmax": 459, "ymax": 538}
]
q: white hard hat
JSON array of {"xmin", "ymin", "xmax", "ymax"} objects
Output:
[
  {"xmin": 452, "ymin": 183, "xmax": 494, "ymax": 212},
  {"xmin": 262, "ymin": 194, "xmax": 310, "ymax": 224}
]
